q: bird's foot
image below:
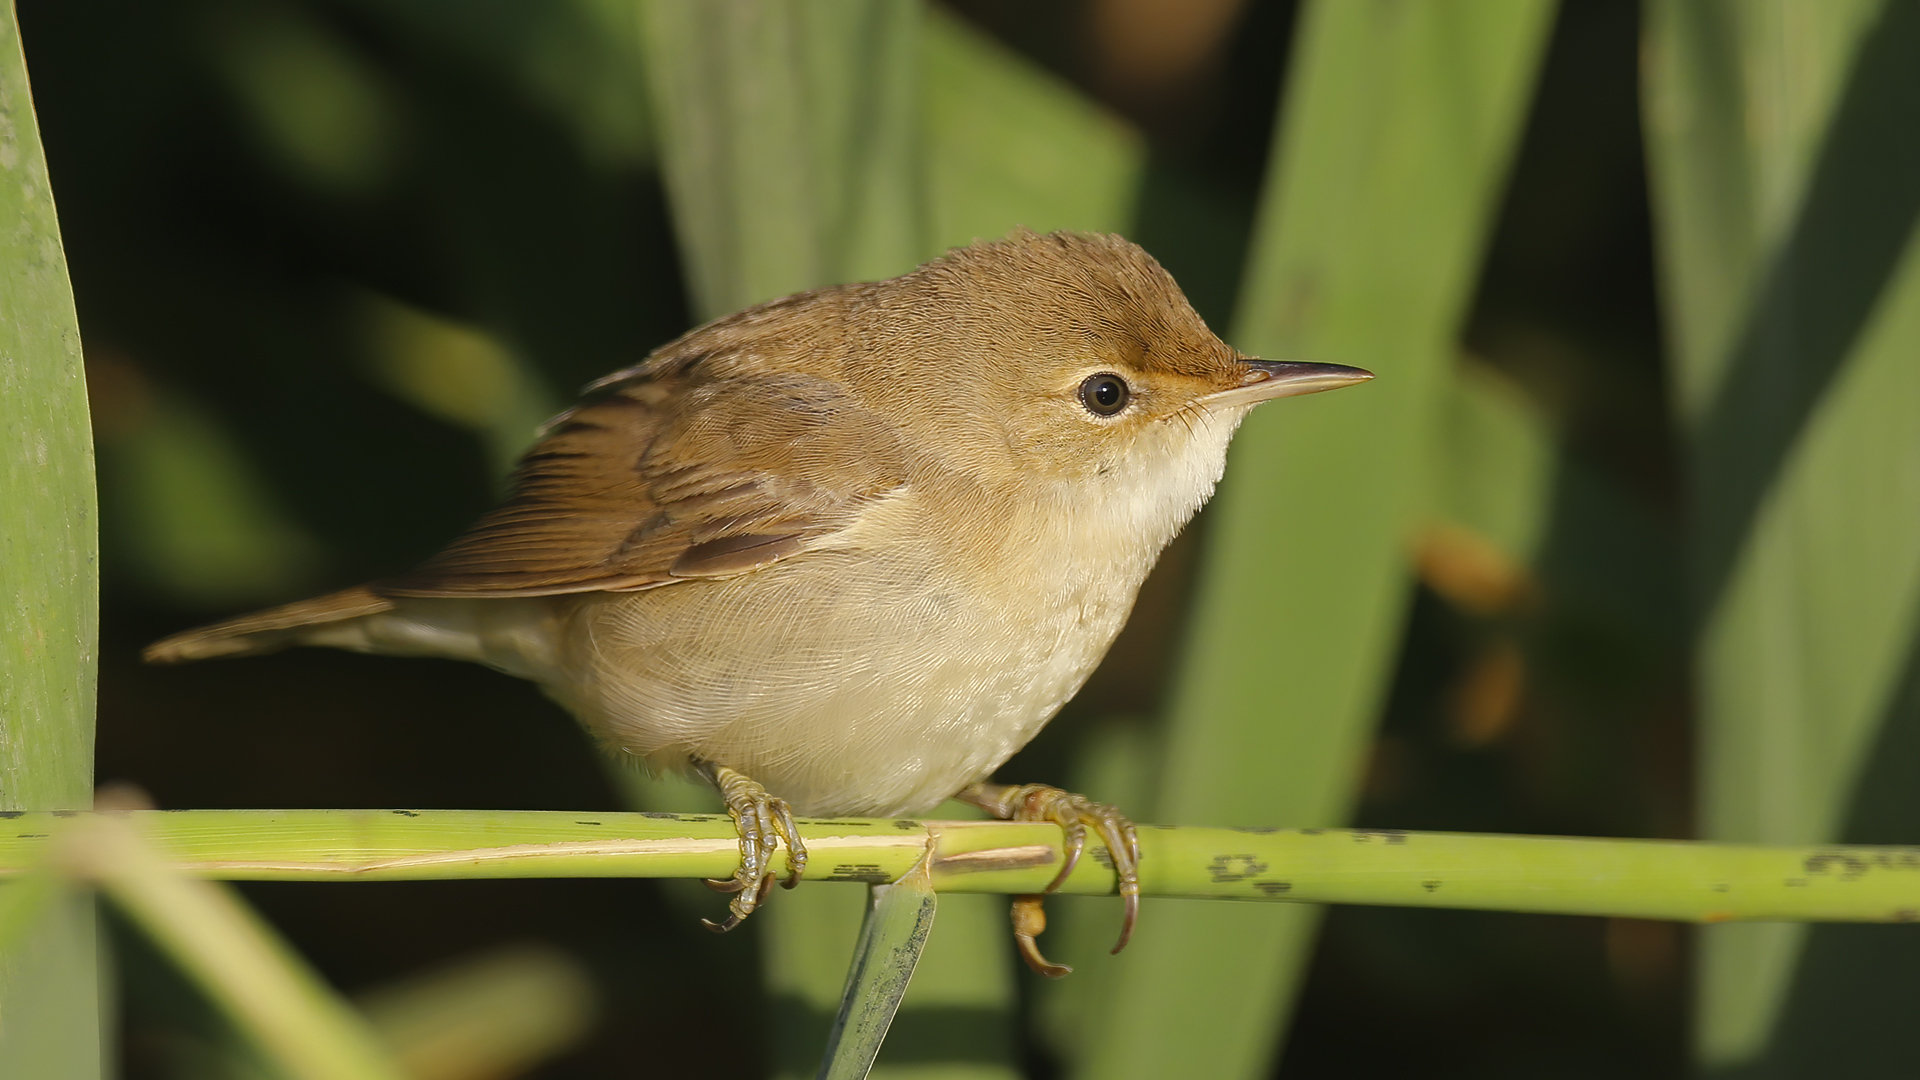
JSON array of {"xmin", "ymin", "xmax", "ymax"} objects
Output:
[
  {"xmin": 958, "ymin": 782, "xmax": 1140, "ymax": 978},
  {"xmin": 697, "ymin": 762, "xmax": 807, "ymax": 932}
]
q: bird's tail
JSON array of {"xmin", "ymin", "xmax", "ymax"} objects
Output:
[{"xmin": 143, "ymin": 587, "xmax": 395, "ymax": 664}]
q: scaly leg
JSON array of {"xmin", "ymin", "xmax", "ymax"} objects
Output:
[
  {"xmin": 959, "ymin": 782, "xmax": 1140, "ymax": 978},
  {"xmin": 696, "ymin": 761, "xmax": 808, "ymax": 932}
]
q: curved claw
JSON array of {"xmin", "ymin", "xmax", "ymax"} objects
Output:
[
  {"xmin": 1090, "ymin": 814, "xmax": 1140, "ymax": 954},
  {"xmin": 1044, "ymin": 818, "xmax": 1086, "ymax": 894},
  {"xmin": 960, "ymin": 781, "xmax": 1144, "ymax": 975},
  {"xmin": 706, "ymin": 870, "xmax": 776, "ymax": 933},
  {"xmin": 1012, "ymin": 894, "xmax": 1072, "ymax": 978}
]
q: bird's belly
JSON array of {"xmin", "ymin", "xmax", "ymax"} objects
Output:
[{"xmin": 551, "ymin": 547, "xmax": 1136, "ymax": 816}]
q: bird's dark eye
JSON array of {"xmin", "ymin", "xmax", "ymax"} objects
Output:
[{"xmin": 1079, "ymin": 373, "xmax": 1131, "ymax": 417}]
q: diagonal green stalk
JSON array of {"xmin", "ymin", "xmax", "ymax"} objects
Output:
[
  {"xmin": 58, "ymin": 812, "xmax": 408, "ymax": 1080},
  {"xmin": 1, "ymin": 811, "xmax": 1917, "ymax": 924},
  {"xmin": 816, "ymin": 862, "xmax": 940, "ymax": 1080}
]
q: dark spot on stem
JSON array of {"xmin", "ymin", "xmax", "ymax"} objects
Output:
[
  {"xmin": 1806, "ymin": 851, "xmax": 1870, "ymax": 879},
  {"xmin": 825, "ymin": 864, "xmax": 891, "ymax": 883},
  {"xmin": 1208, "ymin": 854, "xmax": 1270, "ymax": 882}
]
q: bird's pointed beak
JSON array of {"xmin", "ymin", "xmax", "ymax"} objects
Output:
[{"xmin": 1198, "ymin": 359, "xmax": 1375, "ymax": 410}]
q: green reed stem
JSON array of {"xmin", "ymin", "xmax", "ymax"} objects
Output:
[{"xmin": 0, "ymin": 811, "xmax": 1913, "ymax": 923}]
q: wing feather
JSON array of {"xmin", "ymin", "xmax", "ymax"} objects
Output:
[{"xmin": 379, "ymin": 362, "xmax": 908, "ymax": 599}]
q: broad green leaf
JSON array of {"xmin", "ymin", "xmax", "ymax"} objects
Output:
[
  {"xmin": 921, "ymin": 6, "xmax": 1142, "ymax": 253},
  {"xmin": 1643, "ymin": 0, "xmax": 1920, "ymax": 1068},
  {"xmin": 637, "ymin": 0, "xmax": 923, "ymax": 318},
  {"xmin": 1643, "ymin": 0, "xmax": 1884, "ymax": 421},
  {"xmin": 0, "ymin": 7, "xmax": 102, "ymax": 1076},
  {"xmin": 1077, "ymin": 3, "xmax": 1555, "ymax": 1078},
  {"xmin": 0, "ymin": 0, "xmax": 95, "ymax": 859},
  {"xmin": 1695, "ymin": 218, "xmax": 1920, "ymax": 1073}
]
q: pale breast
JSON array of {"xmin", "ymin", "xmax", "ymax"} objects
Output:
[
  {"xmin": 542, "ymin": 410, "xmax": 1236, "ymax": 816},
  {"xmin": 546, "ymin": 489, "xmax": 1152, "ymax": 816}
]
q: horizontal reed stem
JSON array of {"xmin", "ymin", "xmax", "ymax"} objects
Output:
[{"xmin": 1, "ymin": 811, "xmax": 1914, "ymax": 924}]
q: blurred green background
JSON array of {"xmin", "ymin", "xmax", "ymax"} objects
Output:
[{"xmin": 12, "ymin": 0, "xmax": 1920, "ymax": 1076}]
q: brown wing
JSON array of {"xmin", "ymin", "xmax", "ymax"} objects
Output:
[{"xmin": 379, "ymin": 367, "xmax": 910, "ymax": 598}]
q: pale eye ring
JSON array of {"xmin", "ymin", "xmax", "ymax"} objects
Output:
[{"xmin": 1079, "ymin": 373, "xmax": 1131, "ymax": 416}]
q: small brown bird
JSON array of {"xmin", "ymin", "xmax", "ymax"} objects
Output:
[{"xmin": 147, "ymin": 230, "xmax": 1370, "ymax": 975}]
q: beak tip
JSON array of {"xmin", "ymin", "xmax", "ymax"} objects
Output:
[{"xmin": 1202, "ymin": 359, "xmax": 1374, "ymax": 409}]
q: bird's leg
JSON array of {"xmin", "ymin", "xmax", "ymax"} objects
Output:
[
  {"xmin": 695, "ymin": 761, "xmax": 808, "ymax": 932},
  {"xmin": 958, "ymin": 782, "xmax": 1141, "ymax": 978}
]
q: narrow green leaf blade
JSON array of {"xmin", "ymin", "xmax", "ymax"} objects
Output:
[
  {"xmin": 1079, "ymin": 3, "xmax": 1556, "ymax": 1077},
  {"xmin": 817, "ymin": 866, "xmax": 939, "ymax": 1080}
]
